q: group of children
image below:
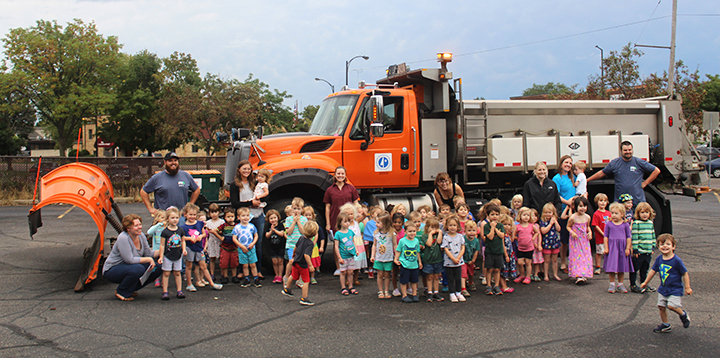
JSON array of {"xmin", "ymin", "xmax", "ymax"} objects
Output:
[{"xmin": 141, "ymin": 164, "xmax": 692, "ymax": 332}]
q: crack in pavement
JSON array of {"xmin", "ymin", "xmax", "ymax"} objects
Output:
[
  {"xmin": 464, "ymin": 293, "xmax": 651, "ymax": 357},
  {"xmin": 0, "ymin": 322, "xmax": 89, "ymax": 357}
]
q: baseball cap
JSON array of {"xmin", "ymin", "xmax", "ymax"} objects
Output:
[
  {"xmin": 619, "ymin": 194, "xmax": 633, "ymax": 202},
  {"xmin": 164, "ymin": 152, "xmax": 179, "ymax": 161}
]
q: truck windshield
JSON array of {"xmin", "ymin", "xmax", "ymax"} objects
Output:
[{"xmin": 308, "ymin": 95, "xmax": 359, "ymax": 136}]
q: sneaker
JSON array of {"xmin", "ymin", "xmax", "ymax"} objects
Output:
[
  {"xmin": 296, "ymin": 280, "xmax": 304, "ymax": 288},
  {"xmin": 646, "ymin": 285, "xmax": 657, "ymax": 292},
  {"xmin": 485, "ymin": 286, "xmax": 494, "ymax": 295},
  {"xmin": 271, "ymin": 276, "xmax": 280, "ymax": 284},
  {"xmin": 630, "ymin": 285, "xmax": 646, "ymax": 294},
  {"xmin": 493, "ymin": 286, "xmax": 503, "ymax": 296},
  {"xmin": 368, "ymin": 272, "xmax": 374, "ymax": 279},
  {"xmin": 212, "ymin": 283, "xmax": 223, "ymax": 290},
  {"xmin": 407, "ymin": 288, "xmax": 413, "ymax": 294},
  {"xmin": 392, "ymin": 288, "xmax": 401, "ymax": 297},
  {"xmin": 608, "ymin": 283, "xmax": 616, "ymax": 294},
  {"xmin": 299, "ymin": 297, "xmax": 315, "ymax": 306},
  {"xmin": 186, "ymin": 285, "xmax": 197, "ymax": 292},
  {"xmin": 240, "ymin": 279, "xmax": 250, "ymax": 288},
  {"xmin": 311, "ymin": 278, "xmax": 318, "ymax": 285},
  {"xmin": 254, "ymin": 279, "xmax": 262, "ymax": 288},
  {"xmin": 412, "ymin": 295, "xmax": 420, "ymax": 303},
  {"xmin": 161, "ymin": 292, "xmax": 169, "ymax": 300},
  {"xmin": 460, "ymin": 289, "xmax": 471, "ymax": 297},
  {"xmin": 481, "ymin": 277, "xmax": 487, "ymax": 286},
  {"xmin": 333, "ymin": 269, "xmax": 341, "ymax": 276},
  {"xmin": 457, "ymin": 294, "xmax": 466, "ymax": 302},
  {"xmin": 220, "ymin": 276, "xmax": 229, "ymax": 284},
  {"xmin": 177, "ymin": 290, "xmax": 185, "ymax": 299},
  {"xmin": 442, "ymin": 286, "xmax": 449, "ymax": 293},
  {"xmin": 231, "ymin": 276, "xmax": 240, "ymax": 284},
  {"xmin": 201, "ymin": 278, "xmax": 210, "ymax": 285},
  {"xmin": 594, "ymin": 267, "xmax": 602, "ymax": 275},
  {"xmin": 680, "ymin": 311, "xmax": 691, "ymax": 328},
  {"xmin": 402, "ymin": 296, "xmax": 413, "ymax": 303},
  {"xmin": 513, "ymin": 276, "xmax": 524, "ymax": 284},
  {"xmin": 281, "ymin": 288, "xmax": 294, "ymax": 297},
  {"xmin": 433, "ymin": 293, "xmax": 445, "ymax": 302},
  {"xmin": 154, "ymin": 278, "xmax": 161, "ymax": 287},
  {"xmin": 469, "ymin": 282, "xmax": 477, "ymax": 291},
  {"xmin": 195, "ymin": 281, "xmax": 206, "ymax": 288},
  {"xmin": 616, "ymin": 284, "xmax": 628, "ymax": 294},
  {"xmin": 653, "ymin": 323, "xmax": 672, "ymax": 333},
  {"xmin": 449, "ymin": 293, "xmax": 459, "ymax": 302}
]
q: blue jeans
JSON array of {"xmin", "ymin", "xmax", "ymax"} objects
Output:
[
  {"xmin": 103, "ymin": 260, "xmax": 162, "ymax": 298},
  {"xmin": 250, "ymin": 214, "xmax": 265, "ymax": 274}
]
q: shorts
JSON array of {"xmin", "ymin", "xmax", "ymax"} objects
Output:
[
  {"xmin": 657, "ymin": 293, "xmax": 682, "ymax": 308},
  {"xmin": 239, "ymin": 247, "xmax": 258, "ymax": 265},
  {"xmin": 339, "ymin": 257, "xmax": 356, "ymax": 272},
  {"xmin": 543, "ymin": 248, "xmax": 560, "ymax": 255},
  {"xmin": 595, "ymin": 244, "xmax": 605, "ymax": 254},
  {"xmin": 517, "ymin": 250, "xmax": 533, "ymax": 260},
  {"xmin": 373, "ymin": 261, "xmax": 393, "ymax": 272},
  {"xmin": 484, "ymin": 253, "xmax": 504, "ymax": 270},
  {"xmin": 269, "ymin": 245, "xmax": 284, "ymax": 259},
  {"xmin": 285, "ymin": 248, "xmax": 294, "ymax": 261},
  {"xmin": 162, "ymin": 257, "xmax": 182, "ymax": 271},
  {"xmin": 185, "ymin": 249, "xmax": 205, "ymax": 263},
  {"xmin": 462, "ymin": 263, "xmax": 475, "ymax": 278},
  {"xmin": 399, "ymin": 267, "xmax": 419, "ymax": 284},
  {"xmin": 219, "ymin": 249, "xmax": 239, "ymax": 269},
  {"xmin": 422, "ymin": 262, "xmax": 444, "ymax": 275},
  {"xmin": 291, "ymin": 263, "xmax": 310, "ymax": 283}
]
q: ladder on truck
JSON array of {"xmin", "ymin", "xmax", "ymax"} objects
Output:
[{"xmin": 454, "ymin": 78, "xmax": 489, "ymax": 185}]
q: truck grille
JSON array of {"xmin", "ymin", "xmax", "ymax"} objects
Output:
[{"xmin": 300, "ymin": 139, "xmax": 335, "ymax": 153}]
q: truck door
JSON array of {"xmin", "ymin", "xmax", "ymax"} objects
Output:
[{"xmin": 343, "ymin": 95, "xmax": 417, "ymax": 188}]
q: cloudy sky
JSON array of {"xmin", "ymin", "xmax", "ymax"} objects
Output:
[{"xmin": 1, "ymin": 1, "xmax": 718, "ymax": 110}]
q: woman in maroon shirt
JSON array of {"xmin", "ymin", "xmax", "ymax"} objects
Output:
[{"xmin": 323, "ymin": 166, "xmax": 359, "ymax": 275}]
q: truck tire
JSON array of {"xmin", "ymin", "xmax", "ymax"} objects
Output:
[
  {"xmin": 264, "ymin": 197, "xmax": 327, "ymax": 266},
  {"xmin": 643, "ymin": 191, "xmax": 664, "ymax": 235}
]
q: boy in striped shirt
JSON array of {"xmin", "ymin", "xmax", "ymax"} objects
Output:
[{"xmin": 630, "ymin": 202, "xmax": 656, "ymax": 293}]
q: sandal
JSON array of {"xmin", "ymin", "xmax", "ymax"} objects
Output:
[
  {"xmin": 131, "ymin": 292, "xmax": 139, "ymax": 297},
  {"xmin": 350, "ymin": 288, "xmax": 359, "ymax": 295},
  {"xmin": 384, "ymin": 291, "xmax": 392, "ymax": 299},
  {"xmin": 502, "ymin": 287, "xmax": 515, "ymax": 293},
  {"xmin": 115, "ymin": 292, "xmax": 134, "ymax": 301},
  {"xmin": 377, "ymin": 291, "xmax": 386, "ymax": 299},
  {"xmin": 523, "ymin": 277, "xmax": 531, "ymax": 284},
  {"xmin": 554, "ymin": 276, "xmax": 562, "ymax": 281},
  {"xmin": 341, "ymin": 288, "xmax": 349, "ymax": 296}
]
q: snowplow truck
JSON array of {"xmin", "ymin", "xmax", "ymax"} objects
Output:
[{"xmin": 220, "ymin": 54, "xmax": 706, "ymax": 236}]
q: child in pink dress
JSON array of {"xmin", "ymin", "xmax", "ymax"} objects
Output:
[{"xmin": 566, "ymin": 196, "xmax": 593, "ymax": 284}]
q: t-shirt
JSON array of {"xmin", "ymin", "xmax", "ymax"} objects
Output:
[
  {"xmin": 292, "ymin": 235, "xmax": 314, "ymax": 268},
  {"xmin": 483, "ymin": 221, "xmax": 505, "ymax": 255},
  {"xmin": 142, "ymin": 170, "xmax": 198, "ymax": 211},
  {"xmin": 232, "ymin": 223, "xmax": 258, "ymax": 247},
  {"xmin": 323, "ymin": 182, "xmax": 359, "ymax": 232},
  {"xmin": 421, "ymin": 232, "xmax": 443, "ymax": 264},
  {"xmin": 284, "ymin": 215, "xmax": 308, "ymax": 250},
  {"xmin": 363, "ymin": 220, "xmax": 377, "ymax": 243},
  {"xmin": 161, "ymin": 227, "xmax": 185, "ymax": 261},
  {"xmin": 263, "ymin": 221, "xmax": 286, "ymax": 250},
  {"xmin": 335, "ymin": 230, "xmax": 356, "ymax": 259},
  {"xmin": 651, "ymin": 254, "xmax": 688, "ymax": 297},
  {"xmin": 631, "ymin": 220, "xmax": 655, "ymax": 254},
  {"xmin": 217, "ymin": 222, "xmax": 236, "ymax": 245},
  {"xmin": 441, "ymin": 233, "xmax": 465, "ymax": 267},
  {"xmin": 575, "ymin": 172, "xmax": 587, "ymax": 195},
  {"xmin": 373, "ymin": 231, "xmax": 394, "ymax": 262},
  {"xmin": 181, "ymin": 221, "xmax": 205, "ymax": 252},
  {"xmin": 591, "ymin": 210, "xmax": 612, "ymax": 245},
  {"xmin": 515, "ymin": 223, "xmax": 535, "ymax": 252},
  {"xmin": 396, "ymin": 237, "xmax": 420, "ymax": 269},
  {"xmin": 463, "ymin": 236, "xmax": 481, "ymax": 263},
  {"xmin": 552, "ymin": 173, "xmax": 575, "ymax": 210},
  {"xmin": 602, "ymin": 156, "xmax": 657, "ymax": 203}
]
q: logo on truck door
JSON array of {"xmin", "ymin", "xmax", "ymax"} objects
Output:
[{"xmin": 375, "ymin": 153, "xmax": 392, "ymax": 172}]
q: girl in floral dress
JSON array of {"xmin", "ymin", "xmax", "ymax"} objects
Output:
[{"xmin": 566, "ymin": 196, "xmax": 594, "ymax": 284}]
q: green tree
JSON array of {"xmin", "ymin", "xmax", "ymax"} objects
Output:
[
  {"xmin": 522, "ymin": 82, "xmax": 575, "ymax": 96},
  {"xmin": 156, "ymin": 52, "xmax": 203, "ymax": 151},
  {"xmin": 100, "ymin": 50, "xmax": 163, "ymax": 156},
  {"xmin": 641, "ymin": 60, "xmax": 706, "ymax": 133},
  {"xmin": 240, "ymin": 74, "xmax": 293, "ymax": 134},
  {"xmin": 0, "ymin": 72, "xmax": 35, "ymax": 155},
  {"xmin": 701, "ymin": 74, "xmax": 720, "ymax": 113},
  {"xmin": 2, "ymin": 19, "xmax": 121, "ymax": 156},
  {"xmin": 589, "ymin": 43, "xmax": 644, "ymax": 100},
  {"xmin": 296, "ymin": 104, "xmax": 319, "ymax": 131}
]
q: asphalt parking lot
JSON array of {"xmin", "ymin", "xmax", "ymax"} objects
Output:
[{"xmin": 1, "ymin": 195, "xmax": 719, "ymax": 357}]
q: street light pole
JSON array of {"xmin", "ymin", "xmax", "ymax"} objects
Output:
[
  {"xmin": 595, "ymin": 45, "xmax": 604, "ymax": 98},
  {"xmin": 345, "ymin": 55, "xmax": 369, "ymax": 87},
  {"xmin": 314, "ymin": 78, "xmax": 335, "ymax": 93}
]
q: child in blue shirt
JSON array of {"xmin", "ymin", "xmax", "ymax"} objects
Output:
[
  {"xmin": 233, "ymin": 207, "xmax": 260, "ymax": 288},
  {"xmin": 641, "ymin": 234, "xmax": 693, "ymax": 333}
]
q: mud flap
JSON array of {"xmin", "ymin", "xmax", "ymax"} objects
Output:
[{"xmin": 28, "ymin": 209, "xmax": 42, "ymax": 239}]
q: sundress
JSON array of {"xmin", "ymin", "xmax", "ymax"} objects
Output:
[
  {"xmin": 568, "ymin": 222, "xmax": 593, "ymax": 278},
  {"xmin": 500, "ymin": 234, "xmax": 517, "ymax": 279},
  {"xmin": 540, "ymin": 220, "xmax": 560, "ymax": 250},
  {"xmin": 349, "ymin": 221, "xmax": 367, "ymax": 269}
]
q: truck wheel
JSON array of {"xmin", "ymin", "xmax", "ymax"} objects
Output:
[{"xmin": 644, "ymin": 193, "xmax": 664, "ymax": 235}]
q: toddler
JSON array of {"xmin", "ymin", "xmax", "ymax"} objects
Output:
[
  {"xmin": 641, "ymin": 234, "xmax": 692, "ymax": 333},
  {"xmin": 234, "ymin": 207, "xmax": 261, "ymax": 288},
  {"xmin": 566, "ymin": 196, "xmax": 593, "ymax": 284},
  {"xmin": 284, "ymin": 198, "xmax": 307, "ymax": 284},
  {"xmin": 499, "ymin": 214, "xmax": 517, "ymax": 292},
  {"xmin": 158, "ymin": 207, "xmax": 187, "ymax": 300},
  {"xmin": 456, "ymin": 204, "xmax": 470, "ymax": 234},
  {"xmin": 529, "ymin": 209, "xmax": 543, "ymax": 281},
  {"xmin": 572, "ymin": 161, "xmax": 588, "ymax": 198},
  {"xmin": 370, "ymin": 212, "xmax": 395, "ymax": 299},
  {"xmin": 604, "ymin": 202, "xmax": 634, "ymax": 293},
  {"xmin": 540, "ymin": 203, "xmax": 562, "ymax": 281},
  {"xmin": 513, "ymin": 207, "xmax": 538, "ymax": 285},
  {"xmin": 620, "ymin": 194, "xmax": 634, "ymax": 223},
  {"xmin": 264, "ymin": 209, "xmax": 286, "ymax": 284},
  {"xmin": 282, "ymin": 221, "xmax": 319, "ymax": 306},
  {"xmin": 630, "ymin": 202, "xmax": 656, "ymax": 293},
  {"xmin": 591, "ymin": 193, "xmax": 611, "ymax": 275},
  {"xmin": 421, "ymin": 218, "xmax": 444, "ymax": 302},
  {"xmin": 214, "ymin": 209, "xmax": 239, "ymax": 284},
  {"xmin": 442, "ymin": 216, "xmax": 466, "ymax": 302},
  {"xmin": 395, "ymin": 222, "xmax": 423, "ymax": 303},
  {"xmin": 483, "ymin": 204, "xmax": 508, "ymax": 296},
  {"xmin": 147, "ymin": 209, "xmax": 167, "ymax": 287},
  {"xmin": 181, "ymin": 203, "xmax": 222, "ymax": 292},
  {"xmin": 390, "ymin": 212, "xmax": 405, "ymax": 296},
  {"xmin": 253, "ymin": 168, "xmax": 271, "ymax": 208},
  {"xmin": 461, "ymin": 220, "xmax": 480, "ymax": 294},
  {"xmin": 363, "ymin": 205, "xmax": 383, "ymax": 279},
  {"xmin": 302, "ymin": 206, "xmax": 322, "ymax": 285},
  {"xmin": 204, "ymin": 204, "xmax": 224, "ymax": 280},
  {"xmin": 509, "ymin": 194, "xmax": 523, "ymax": 218},
  {"xmin": 335, "ymin": 212, "xmax": 358, "ymax": 295}
]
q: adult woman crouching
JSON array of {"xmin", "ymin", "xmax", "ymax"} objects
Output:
[{"xmin": 102, "ymin": 214, "xmax": 161, "ymax": 301}]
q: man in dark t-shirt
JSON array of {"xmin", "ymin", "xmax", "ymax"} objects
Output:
[{"xmin": 587, "ymin": 141, "xmax": 660, "ymax": 205}]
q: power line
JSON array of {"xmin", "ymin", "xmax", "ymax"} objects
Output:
[{"xmin": 635, "ymin": 0, "xmax": 664, "ymax": 46}]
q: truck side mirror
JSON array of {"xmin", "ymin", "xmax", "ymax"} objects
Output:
[
  {"xmin": 368, "ymin": 95, "xmax": 384, "ymax": 134},
  {"xmin": 371, "ymin": 122, "xmax": 384, "ymax": 137}
]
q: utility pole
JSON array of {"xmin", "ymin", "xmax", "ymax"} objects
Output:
[{"xmin": 667, "ymin": 0, "xmax": 677, "ymax": 95}]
